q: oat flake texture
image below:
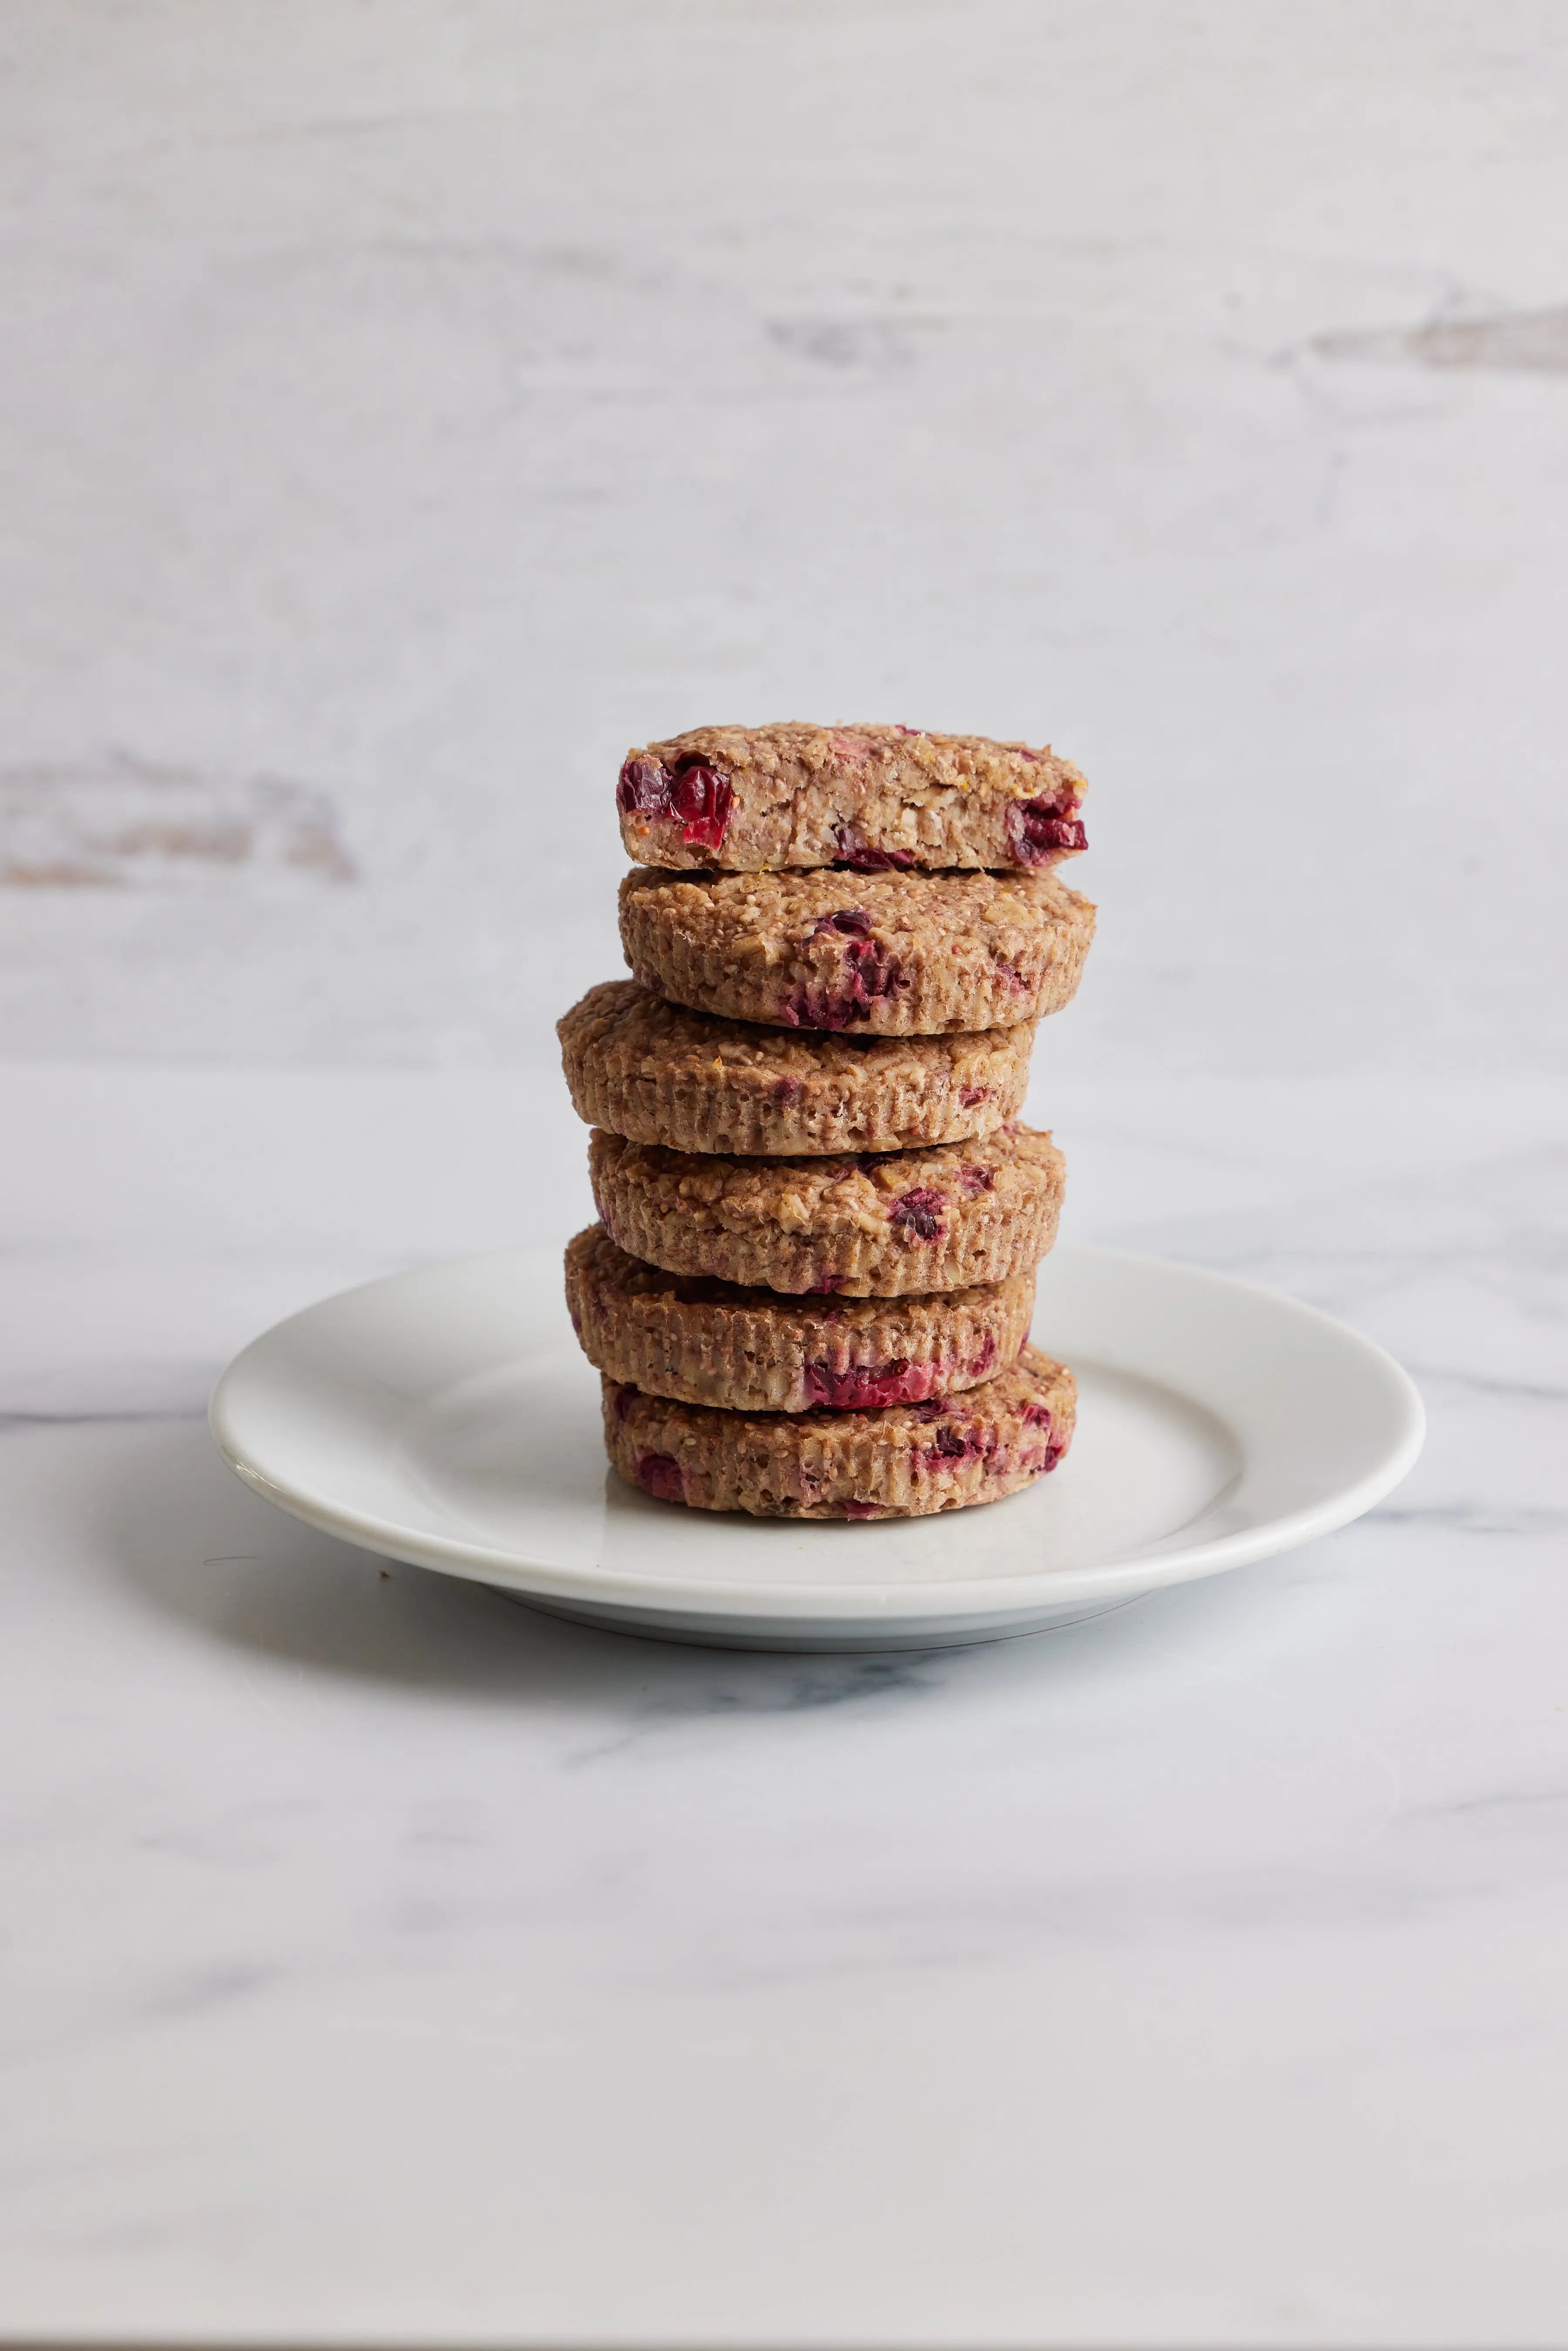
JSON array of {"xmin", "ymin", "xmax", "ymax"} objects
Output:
[{"xmin": 566, "ymin": 1224, "xmax": 1038, "ymax": 1411}]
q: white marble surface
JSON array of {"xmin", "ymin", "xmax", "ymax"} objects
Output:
[
  {"xmin": 3, "ymin": 1, "xmax": 1568, "ymax": 1077},
  {"xmin": 3, "ymin": 1061, "xmax": 1567, "ymax": 2348}
]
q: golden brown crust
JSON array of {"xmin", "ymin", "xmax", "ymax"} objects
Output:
[
  {"xmin": 566, "ymin": 1224, "xmax": 1036, "ymax": 1411},
  {"xmin": 558, "ymin": 981, "xmax": 1036, "ymax": 1155},
  {"xmin": 619, "ymin": 865, "xmax": 1095, "ymax": 1036},
  {"xmin": 587, "ymin": 1124, "xmax": 1066, "ymax": 1297},
  {"xmin": 615, "ymin": 721, "xmax": 1088, "ymax": 874},
  {"xmin": 602, "ymin": 1346, "xmax": 1077, "ymax": 1519}
]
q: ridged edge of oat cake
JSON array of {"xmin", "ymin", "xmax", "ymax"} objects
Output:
[
  {"xmin": 602, "ymin": 1347, "xmax": 1077, "ymax": 1518},
  {"xmin": 558, "ymin": 981, "xmax": 1037, "ymax": 1154},
  {"xmin": 566, "ymin": 1225, "xmax": 1037, "ymax": 1410},
  {"xmin": 587, "ymin": 1125, "xmax": 1066, "ymax": 1298}
]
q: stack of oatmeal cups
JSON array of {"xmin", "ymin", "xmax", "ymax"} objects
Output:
[{"xmin": 557, "ymin": 724, "xmax": 1095, "ymax": 1521}]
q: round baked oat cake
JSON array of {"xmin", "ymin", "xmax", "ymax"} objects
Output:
[
  {"xmin": 615, "ymin": 722, "xmax": 1087, "ymax": 875},
  {"xmin": 588, "ymin": 1123, "xmax": 1066, "ymax": 1298},
  {"xmin": 566, "ymin": 1224, "xmax": 1037, "ymax": 1411},
  {"xmin": 602, "ymin": 1346, "xmax": 1077, "ymax": 1519},
  {"xmin": 619, "ymin": 865, "xmax": 1094, "ymax": 1036},
  {"xmin": 558, "ymin": 981, "xmax": 1036, "ymax": 1155}
]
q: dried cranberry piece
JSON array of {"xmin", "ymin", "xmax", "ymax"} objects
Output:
[
  {"xmin": 617, "ymin": 756, "xmax": 670, "ymax": 816},
  {"xmin": 832, "ymin": 822, "xmax": 915, "ymax": 872},
  {"xmin": 786, "ymin": 917, "xmax": 906, "ymax": 1029},
  {"xmin": 889, "ymin": 1186, "xmax": 945, "ymax": 1241},
  {"xmin": 616, "ymin": 753, "xmax": 733, "ymax": 852},
  {"xmin": 966, "ymin": 1332, "xmax": 998, "ymax": 1378},
  {"xmin": 1021, "ymin": 1402, "xmax": 1054, "ymax": 1432},
  {"xmin": 841, "ymin": 938, "xmax": 902, "ymax": 1017},
  {"xmin": 841, "ymin": 1499, "xmax": 882, "ymax": 1518},
  {"xmin": 803, "ymin": 1358, "xmax": 933, "ymax": 1411},
  {"xmin": 772, "ymin": 1075, "xmax": 802, "ymax": 1101},
  {"xmin": 955, "ymin": 1164, "xmax": 995, "ymax": 1194},
  {"xmin": 957, "ymin": 1085, "xmax": 988, "ymax": 1108},
  {"xmin": 635, "ymin": 1451, "xmax": 685, "ymax": 1503},
  {"xmin": 1006, "ymin": 790, "xmax": 1087, "ymax": 866},
  {"xmin": 808, "ymin": 1271, "xmax": 844, "ymax": 1295},
  {"xmin": 666, "ymin": 756, "xmax": 733, "ymax": 852},
  {"xmin": 917, "ymin": 1421, "xmax": 994, "ymax": 1472}
]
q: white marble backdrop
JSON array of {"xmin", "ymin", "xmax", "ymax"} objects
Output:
[{"xmin": 2, "ymin": 0, "xmax": 1566, "ymax": 1075}]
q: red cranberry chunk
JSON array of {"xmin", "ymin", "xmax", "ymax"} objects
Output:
[
  {"xmin": 917, "ymin": 1422, "xmax": 994, "ymax": 1473},
  {"xmin": 617, "ymin": 756, "xmax": 672, "ymax": 816},
  {"xmin": 966, "ymin": 1333, "xmax": 998, "ymax": 1378},
  {"xmin": 1021, "ymin": 1401, "xmax": 1054, "ymax": 1432},
  {"xmin": 635, "ymin": 1450, "xmax": 685, "ymax": 1503},
  {"xmin": 955, "ymin": 1164, "xmax": 995, "ymax": 1194},
  {"xmin": 666, "ymin": 757, "xmax": 733, "ymax": 852},
  {"xmin": 889, "ymin": 1186, "xmax": 946, "ymax": 1241},
  {"xmin": 957, "ymin": 1086, "xmax": 988, "ymax": 1109},
  {"xmin": 1006, "ymin": 790, "xmax": 1088, "ymax": 866},
  {"xmin": 845, "ymin": 937, "xmax": 903, "ymax": 999},
  {"xmin": 785, "ymin": 927, "xmax": 906, "ymax": 1031},
  {"xmin": 803, "ymin": 1358, "xmax": 935, "ymax": 1411},
  {"xmin": 832, "ymin": 822, "xmax": 915, "ymax": 872},
  {"xmin": 617, "ymin": 753, "xmax": 732, "ymax": 851},
  {"xmin": 842, "ymin": 1499, "xmax": 882, "ymax": 1518}
]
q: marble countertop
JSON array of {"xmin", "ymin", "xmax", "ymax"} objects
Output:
[{"xmin": 3, "ymin": 1060, "xmax": 1566, "ymax": 2349}]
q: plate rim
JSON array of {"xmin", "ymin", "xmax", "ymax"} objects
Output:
[{"xmin": 209, "ymin": 1241, "xmax": 1425, "ymax": 1622}]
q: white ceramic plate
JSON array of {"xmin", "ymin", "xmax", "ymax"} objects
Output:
[{"xmin": 209, "ymin": 1243, "xmax": 1423, "ymax": 1651}]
